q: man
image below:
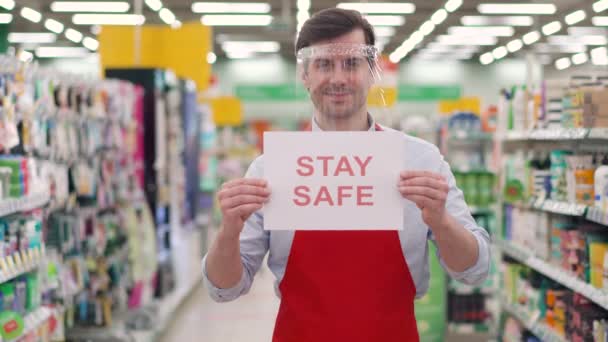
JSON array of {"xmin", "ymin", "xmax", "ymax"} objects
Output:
[{"xmin": 203, "ymin": 8, "xmax": 490, "ymax": 342}]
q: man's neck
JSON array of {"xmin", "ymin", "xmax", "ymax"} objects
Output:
[{"xmin": 313, "ymin": 110, "xmax": 370, "ymax": 131}]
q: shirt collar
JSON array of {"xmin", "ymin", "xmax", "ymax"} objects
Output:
[{"xmin": 311, "ymin": 114, "xmax": 376, "ymax": 132}]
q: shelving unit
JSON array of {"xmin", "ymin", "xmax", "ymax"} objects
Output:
[
  {"xmin": 0, "ymin": 245, "xmax": 46, "ymax": 284},
  {"xmin": 500, "ymin": 298, "xmax": 566, "ymax": 342},
  {"xmin": 0, "ymin": 192, "xmax": 50, "ymax": 218},
  {"xmin": 3, "ymin": 306, "xmax": 54, "ymax": 342},
  {"xmin": 504, "ymin": 128, "xmax": 608, "ymax": 141}
]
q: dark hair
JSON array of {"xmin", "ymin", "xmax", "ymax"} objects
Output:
[{"xmin": 295, "ymin": 8, "xmax": 376, "ymax": 54}]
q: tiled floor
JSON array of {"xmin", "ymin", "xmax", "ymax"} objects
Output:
[{"xmin": 160, "ymin": 266, "xmax": 280, "ymax": 342}]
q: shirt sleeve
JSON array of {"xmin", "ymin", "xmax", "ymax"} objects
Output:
[
  {"xmin": 428, "ymin": 156, "xmax": 491, "ymax": 286},
  {"xmin": 202, "ymin": 156, "xmax": 270, "ymax": 302}
]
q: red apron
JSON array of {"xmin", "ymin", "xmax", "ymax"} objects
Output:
[{"xmin": 272, "ymin": 124, "xmax": 419, "ymax": 342}]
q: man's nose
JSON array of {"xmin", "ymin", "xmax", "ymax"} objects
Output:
[{"xmin": 330, "ymin": 64, "xmax": 349, "ymax": 84}]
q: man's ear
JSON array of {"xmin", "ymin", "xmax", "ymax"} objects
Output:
[{"xmin": 300, "ymin": 70, "xmax": 310, "ymax": 90}]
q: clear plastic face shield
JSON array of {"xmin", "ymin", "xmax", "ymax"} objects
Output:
[{"xmin": 296, "ymin": 43, "xmax": 384, "ymax": 131}]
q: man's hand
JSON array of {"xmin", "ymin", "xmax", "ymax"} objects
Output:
[
  {"xmin": 398, "ymin": 171, "xmax": 449, "ymax": 230},
  {"xmin": 217, "ymin": 178, "xmax": 271, "ymax": 240}
]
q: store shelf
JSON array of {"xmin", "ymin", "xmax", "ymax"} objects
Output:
[
  {"xmin": 587, "ymin": 128, "xmax": 608, "ymax": 140},
  {"xmin": 505, "ymin": 198, "xmax": 587, "ymax": 217},
  {"xmin": 0, "ymin": 245, "xmax": 46, "ymax": 285},
  {"xmin": 449, "ymin": 282, "xmax": 496, "ymax": 295},
  {"xmin": 503, "ymin": 128, "xmax": 608, "ymax": 142},
  {"xmin": 447, "ymin": 322, "xmax": 491, "ymax": 333},
  {"xmin": 5, "ymin": 306, "xmax": 54, "ymax": 342},
  {"xmin": 586, "ymin": 206, "xmax": 608, "ymax": 226},
  {"xmin": 496, "ymin": 240, "xmax": 608, "ymax": 310},
  {"xmin": 448, "ymin": 130, "xmax": 494, "ymax": 142},
  {"xmin": 469, "ymin": 206, "xmax": 495, "ymax": 215},
  {"xmin": 500, "ymin": 298, "xmax": 566, "ymax": 342},
  {"xmin": 0, "ymin": 192, "xmax": 50, "ymax": 218}
]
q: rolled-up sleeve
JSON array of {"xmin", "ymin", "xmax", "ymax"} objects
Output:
[
  {"xmin": 429, "ymin": 157, "xmax": 491, "ymax": 286},
  {"xmin": 202, "ymin": 156, "xmax": 270, "ymax": 302}
]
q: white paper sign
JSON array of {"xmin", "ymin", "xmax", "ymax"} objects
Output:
[{"xmin": 263, "ymin": 131, "xmax": 405, "ymax": 230}]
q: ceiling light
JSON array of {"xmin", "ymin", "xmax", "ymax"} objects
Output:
[
  {"xmin": 83, "ymin": 37, "xmax": 99, "ymax": 51},
  {"xmin": 431, "ymin": 9, "xmax": 448, "ymax": 25},
  {"xmin": 445, "ymin": 0, "xmax": 463, "ymax": 13},
  {"xmin": 448, "ymin": 26, "xmax": 515, "ymax": 37},
  {"xmin": 0, "ymin": 0, "xmax": 14, "ymax": 10},
  {"xmin": 364, "ymin": 15, "xmax": 405, "ymax": 26},
  {"xmin": 171, "ymin": 20, "xmax": 182, "ymax": 29},
  {"xmin": 222, "ymin": 41, "xmax": 280, "ymax": 53},
  {"xmin": 65, "ymin": 28, "xmax": 83, "ymax": 43},
  {"xmin": 436, "ymin": 35, "xmax": 498, "ymax": 45},
  {"xmin": 555, "ymin": 57, "xmax": 571, "ymax": 70},
  {"xmin": 8, "ymin": 33, "xmax": 57, "ymax": 44},
  {"xmin": 91, "ymin": 25, "xmax": 102, "ymax": 35},
  {"xmin": 50, "ymin": 1, "xmax": 129, "ymax": 12},
  {"xmin": 480, "ymin": 52, "xmax": 494, "ymax": 65},
  {"xmin": 20, "ymin": 7, "xmax": 42, "ymax": 23},
  {"xmin": 35, "ymin": 46, "xmax": 90, "ymax": 58},
  {"xmin": 492, "ymin": 46, "xmax": 508, "ymax": 59},
  {"xmin": 591, "ymin": 46, "xmax": 608, "ymax": 65},
  {"xmin": 594, "ymin": 0, "xmax": 608, "ymax": 13},
  {"xmin": 0, "ymin": 13, "xmax": 12, "ymax": 24},
  {"xmin": 523, "ymin": 31, "xmax": 541, "ymax": 44},
  {"xmin": 592, "ymin": 16, "xmax": 608, "ymax": 26},
  {"xmin": 542, "ymin": 21, "xmax": 562, "ymax": 36},
  {"xmin": 159, "ymin": 8, "xmax": 176, "ymax": 24},
  {"xmin": 534, "ymin": 43, "xmax": 586, "ymax": 54},
  {"xmin": 569, "ymin": 27, "xmax": 607, "ymax": 35},
  {"xmin": 297, "ymin": 0, "xmax": 310, "ymax": 11},
  {"xmin": 192, "ymin": 2, "xmax": 271, "ymax": 13},
  {"xmin": 548, "ymin": 35, "xmax": 607, "ymax": 46},
  {"xmin": 478, "ymin": 4, "xmax": 556, "ymax": 15},
  {"xmin": 426, "ymin": 43, "xmax": 480, "ymax": 53},
  {"xmin": 44, "ymin": 19, "xmax": 64, "ymax": 33},
  {"xmin": 207, "ymin": 52, "xmax": 217, "ymax": 64},
  {"xmin": 420, "ymin": 21, "xmax": 435, "ymax": 36},
  {"xmin": 572, "ymin": 52, "xmax": 588, "ymax": 65},
  {"xmin": 19, "ymin": 50, "xmax": 33, "ymax": 62},
  {"xmin": 507, "ymin": 39, "xmax": 523, "ymax": 52},
  {"xmin": 565, "ymin": 10, "xmax": 586, "ymax": 25},
  {"xmin": 72, "ymin": 14, "xmax": 146, "ymax": 25},
  {"xmin": 226, "ymin": 51, "xmax": 255, "ymax": 59},
  {"xmin": 389, "ymin": 52, "xmax": 403, "ymax": 63},
  {"xmin": 410, "ymin": 31, "xmax": 424, "ymax": 45},
  {"xmin": 145, "ymin": 0, "xmax": 162, "ymax": 11},
  {"xmin": 374, "ymin": 26, "xmax": 395, "ymax": 37},
  {"xmin": 337, "ymin": 2, "xmax": 415, "ymax": 14},
  {"xmin": 461, "ymin": 15, "xmax": 533, "ymax": 26},
  {"xmin": 201, "ymin": 14, "xmax": 273, "ymax": 26}
]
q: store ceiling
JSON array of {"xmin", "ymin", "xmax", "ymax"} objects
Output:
[{"xmin": 6, "ymin": 0, "xmax": 608, "ymax": 65}]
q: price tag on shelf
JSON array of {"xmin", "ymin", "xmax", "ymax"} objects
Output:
[
  {"xmin": 6, "ymin": 256, "xmax": 16, "ymax": 275},
  {"xmin": 589, "ymin": 128, "xmax": 608, "ymax": 139}
]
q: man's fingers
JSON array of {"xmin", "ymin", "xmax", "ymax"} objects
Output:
[
  {"xmin": 221, "ymin": 195, "xmax": 269, "ymax": 211},
  {"xmin": 399, "ymin": 177, "xmax": 449, "ymax": 192},
  {"xmin": 222, "ymin": 178, "xmax": 267, "ymax": 190},
  {"xmin": 401, "ymin": 170, "xmax": 444, "ymax": 181},
  {"xmin": 218, "ymin": 185, "xmax": 271, "ymax": 200},
  {"xmin": 403, "ymin": 194, "xmax": 434, "ymax": 209},
  {"xmin": 399, "ymin": 186, "xmax": 446, "ymax": 202},
  {"xmin": 228, "ymin": 203, "xmax": 264, "ymax": 220}
]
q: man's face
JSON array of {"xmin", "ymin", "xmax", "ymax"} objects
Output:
[{"xmin": 302, "ymin": 29, "xmax": 375, "ymax": 121}]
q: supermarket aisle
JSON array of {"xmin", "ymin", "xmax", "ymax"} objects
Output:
[{"xmin": 160, "ymin": 266, "xmax": 280, "ymax": 342}]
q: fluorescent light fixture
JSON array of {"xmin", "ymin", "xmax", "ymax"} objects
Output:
[
  {"xmin": 192, "ymin": 2, "xmax": 270, "ymax": 13},
  {"xmin": 420, "ymin": 21, "xmax": 435, "ymax": 36},
  {"xmin": 8, "ymin": 33, "xmax": 57, "ymax": 44},
  {"xmin": 565, "ymin": 10, "xmax": 586, "ymax": 25},
  {"xmin": 448, "ymin": 26, "xmax": 515, "ymax": 37},
  {"xmin": 20, "ymin": 7, "xmax": 42, "ymax": 23},
  {"xmin": 44, "ymin": 19, "xmax": 64, "ymax": 33},
  {"xmin": 507, "ymin": 39, "xmax": 523, "ymax": 52},
  {"xmin": 431, "ymin": 9, "xmax": 448, "ymax": 25},
  {"xmin": 445, "ymin": 0, "xmax": 463, "ymax": 13},
  {"xmin": 569, "ymin": 27, "xmax": 607, "ymax": 35},
  {"xmin": 337, "ymin": 2, "xmax": 415, "ymax": 14},
  {"xmin": 222, "ymin": 41, "xmax": 280, "ymax": 53},
  {"xmin": 389, "ymin": 53, "xmax": 402, "ymax": 63},
  {"xmin": 226, "ymin": 50, "xmax": 255, "ymax": 59},
  {"xmin": 523, "ymin": 31, "xmax": 541, "ymax": 44},
  {"xmin": 542, "ymin": 21, "xmax": 562, "ymax": 36},
  {"xmin": 171, "ymin": 20, "xmax": 182, "ymax": 29},
  {"xmin": 594, "ymin": 0, "xmax": 608, "ymax": 13},
  {"xmin": 91, "ymin": 25, "xmax": 102, "ymax": 35},
  {"xmin": 201, "ymin": 14, "xmax": 272, "ymax": 26},
  {"xmin": 159, "ymin": 8, "xmax": 176, "ymax": 24},
  {"xmin": 592, "ymin": 16, "xmax": 608, "ymax": 26},
  {"xmin": 19, "ymin": 50, "xmax": 33, "ymax": 62},
  {"xmin": 436, "ymin": 35, "xmax": 497, "ymax": 45},
  {"xmin": 534, "ymin": 43, "xmax": 586, "ymax": 54},
  {"xmin": 50, "ymin": 1, "xmax": 129, "ymax": 12},
  {"xmin": 572, "ymin": 52, "xmax": 588, "ymax": 65},
  {"xmin": 72, "ymin": 14, "xmax": 146, "ymax": 25},
  {"xmin": 426, "ymin": 43, "xmax": 480, "ymax": 53},
  {"xmin": 83, "ymin": 37, "xmax": 99, "ymax": 51},
  {"xmin": 297, "ymin": 0, "xmax": 310, "ymax": 11},
  {"xmin": 145, "ymin": 0, "xmax": 162, "ymax": 11},
  {"xmin": 548, "ymin": 35, "xmax": 607, "ymax": 46},
  {"xmin": 410, "ymin": 31, "xmax": 424, "ymax": 45},
  {"xmin": 591, "ymin": 46, "xmax": 608, "ymax": 65},
  {"xmin": 480, "ymin": 53, "xmax": 494, "ymax": 65},
  {"xmin": 374, "ymin": 26, "xmax": 395, "ymax": 37},
  {"xmin": 478, "ymin": 3, "xmax": 556, "ymax": 15},
  {"xmin": 65, "ymin": 28, "xmax": 83, "ymax": 43},
  {"xmin": 461, "ymin": 15, "xmax": 533, "ymax": 26},
  {"xmin": 364, "ymin": 15, "xmax": 405, "ymax": 26},
  {"xmin": 207, "ymin": 52, "xmax": 217, "ymax": 64},
  {"xmin": 0, "ymin": 13, "xmax": 12, "ymax": 24},
  {"xmin": 492, "ymin": 46, "xmax": 508, "ymax": 59},
  {"xmin": 0, "ymin": 0, "xmax": 14, "ymax": 10},
  {"xmin": 555, "ymin": 57, "xmax": 571, "ymax": 70},
  {"xmin": 35, "ymin": 46, "xmax": 90, "ymax": 58}
]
